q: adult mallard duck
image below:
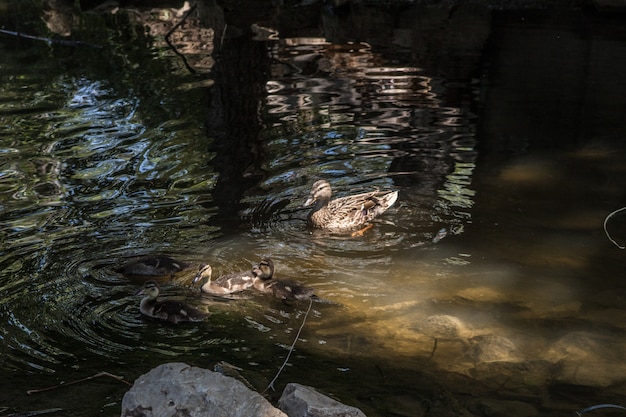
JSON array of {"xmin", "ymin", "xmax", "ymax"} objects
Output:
[
  {"xmin": 194, "ymin": 259, "xmax": 275, "ymax": 296},
  {"xmin": 137, "ymin": 280, "xmax": 208, "ymax": 323},
  {"xmin": 116, "ymin": 255, "xmax": 189, "ymax": 277},
  {"xmin": 303, "ymin": 179, "xmax": 398, "ymax": 232}
]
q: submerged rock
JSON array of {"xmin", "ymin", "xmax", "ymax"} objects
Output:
[
  {"xmin": 412, "ymin": 314, "xmax": 472, "ymax": 359},
  {"xmin": 278, "ymin": 383, "xmax": 367, "ymax": 417},
  {"xmin": 544, "ymin": 331, "xmax": 626, "ymax": 387},
  {"xmin": 415, "ymin": 314, "xmax": 470, "ymax": 340},
  {"xmin": 470, "ymin": 334, "xmax": 522, "ymax": 363},
  {"xmin": 475, "ymin": 398, "xmax": 537, "ymax": 417}
]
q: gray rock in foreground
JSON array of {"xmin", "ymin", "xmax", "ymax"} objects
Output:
[
  {"xmin": 121, "ymin": 362, "xmax": 286, "ymax": 417},
  {"xmin": 278, "ymin": 383, "xmax": 367, "ymax": 417}
]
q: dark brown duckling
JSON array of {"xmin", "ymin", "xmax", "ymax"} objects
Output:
[
  {"xmin": 258, "ymin": 277, "xmax": 315, "ymax": 301},
  {"xmin": 270, "ymin": 279, "xmax": 315, "ymax": 300},
  {"xmin": 137, "ymin": 280, "xmax": 208, "ymax": 323},
  {"xmin": 116, "ymin": 255, "xmax": 190, "ymax": 277},
  {"xmin": 248, "ymin": 260, "xmax": 314, "ymax": 300}
]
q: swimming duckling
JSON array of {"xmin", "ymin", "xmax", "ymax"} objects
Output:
[
  {"xmin": 251, "ymin": 258, "xmax": 275, "ymax": 281},
  {"xmin": 247, "ymin": 260, "xmax": 314, "ymax": 300},
  {"xmin": 303, "ymin": 179, "xmax": 398, "ymax": 232},
  {"xmin": 116, "ymin": 255, "xmax": 189, "ymax": 277},
  {"xmin": 137, "ymin": 280, "xmax": 208, "ymax": 323},
  {"xmin": 193, "ymin": 259, "xmax": 275, "ymax": 296},
  {"xmin": 265, "ymin": 278, "xmax": 316, "ymax": 301}
]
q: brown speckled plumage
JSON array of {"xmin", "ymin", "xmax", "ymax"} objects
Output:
[{"xmin": 303, "ymin": 180, "xmax": 398, "ymax": 231}]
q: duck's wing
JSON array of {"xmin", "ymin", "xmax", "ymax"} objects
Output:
[
  {"xmin": 323, "ymin": 190, "xmax": 398, "ymax": 229},
  {"xmin": 333, "ymin": 190, "xmax": 397, "ymax": 211}
]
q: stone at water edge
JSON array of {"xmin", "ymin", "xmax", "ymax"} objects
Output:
[
  {"xmin": 278, "ymin": 383, "xmax": 367, "ymax": 417},
  {"xmin": 121, "ymin": 362, "xmax": 286, "ymax": 417}
]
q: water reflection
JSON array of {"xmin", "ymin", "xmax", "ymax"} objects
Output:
[
  {"xmin": 249, "ymin": 36, "xmax": 476, "ymax": 269},
  {"xmin": 0, "ymin": 20, "xmax": 223, "ymax": 384},
  {"xmin": 0, "ymin": 6, "xmax": 477, "ymax": 409}
]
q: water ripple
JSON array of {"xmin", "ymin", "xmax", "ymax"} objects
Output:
[{"xmin": 0, "ymin": 28, "xmax": 477, "ymax": 384}]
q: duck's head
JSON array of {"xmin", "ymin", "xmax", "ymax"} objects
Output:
[
  {"xmin": 304, "ymin": 180, "xmax": 331, "ymax": 207},
  {"xmin": 192, "ymin": 264, "xmax": 213, "ymax": 284},
  {"xmin": 138, "ymin": 280, "xmax": 160, "ymax": 298},
  {"xmin": 252, "ymin": 258, "xmax": 274, "ymax": 280}
]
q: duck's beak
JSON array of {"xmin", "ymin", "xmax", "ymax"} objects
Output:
[
  {"xmin": 192, "ymin": 272, "xmax": 202, "ymax": 283},
  {"xmin": 303, "ymin": 196, "xmax": 315, "ymax": 207},
  {"xmin": 193, "ymin": 264, "xmax": 211, "ymax": 283}
]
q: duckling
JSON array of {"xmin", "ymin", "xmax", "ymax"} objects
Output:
[
  {"xmin": 193, "ymin": 259, "xmax": 275, "ymax": 296},
  {"xmin": 137, "ymin": 280, "xmax": 208, "ymax": 323},
  {"xmin": 192, "ymin": 264, "xmax": 253, "ymax": 296},
  {"xmin": 250, "ymin": 258, "xmax": 277, "ymax": 292},
  {"xmin": 266, "ymin": 278, "xmax": 316, "ymax": 301},
  {"xmin": 303, "ymin": 179, "xmax": 398, "ymax": 232},
  {"xmin": 116, "ymin": 255, "xmax": 189, "ymax": 277},
  {"xmin": 249, "ymin": 260, "xmax": 315, "ymax": 301},
  {"xmin": 251, "ymin": 258, "xmax": 275, "ymax": 281}
]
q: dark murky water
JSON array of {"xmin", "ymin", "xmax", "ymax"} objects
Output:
[{"xmin": 1, "ymin": 1, "xmax": 626, "ymax": 416}]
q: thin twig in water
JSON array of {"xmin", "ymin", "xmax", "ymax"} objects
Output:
[
  {"xmin": 0, "ymin": 28, "xmax": 102, "ymax": 48},
  {"xmin": 219, "ymin": 24, "xmax": 227, "ymax": 53},
  {"xmin": 0, "ymin": 407, "xmax": 64, "ymax": 416},
  {"xmin": 165, "ymin": 2, "xmax": 197, "ymax": 39},
  {"xmin": 165, "ymin": 2, "xmax": 198, "ymax": 74},
  {"xmin": 263, "ymin": 298, "xmax": 313, "ymax": 394},
  {"xmin": 27, "ymin": 371, "xmax": 132, "ymax": 395},
  {"xmin": 603, "ymin": 207, "xmax": 626, "ymax": 249},
  {"xmin": 576, "ymin": 404, "xmax": 626, "ymax": 416}
]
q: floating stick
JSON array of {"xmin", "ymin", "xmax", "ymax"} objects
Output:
[
  {"xmin": 263, "ymin": 298, "xmax": 313, "ymax": 394},
  {"xmin": 0, "ymin": 28, "xmax": 101, "ymax": 48},
  {"xmin": 27, "ymin": 371, "xmax": 131, "ymax": 395},
  {"xmin": 603, "ymin": 207, "xmax": 626, "ymax": 249}
]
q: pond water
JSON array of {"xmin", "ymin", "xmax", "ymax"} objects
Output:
[{"xmin": 1, "ymin": 1, "xmax": 626, "ymax": 416}]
